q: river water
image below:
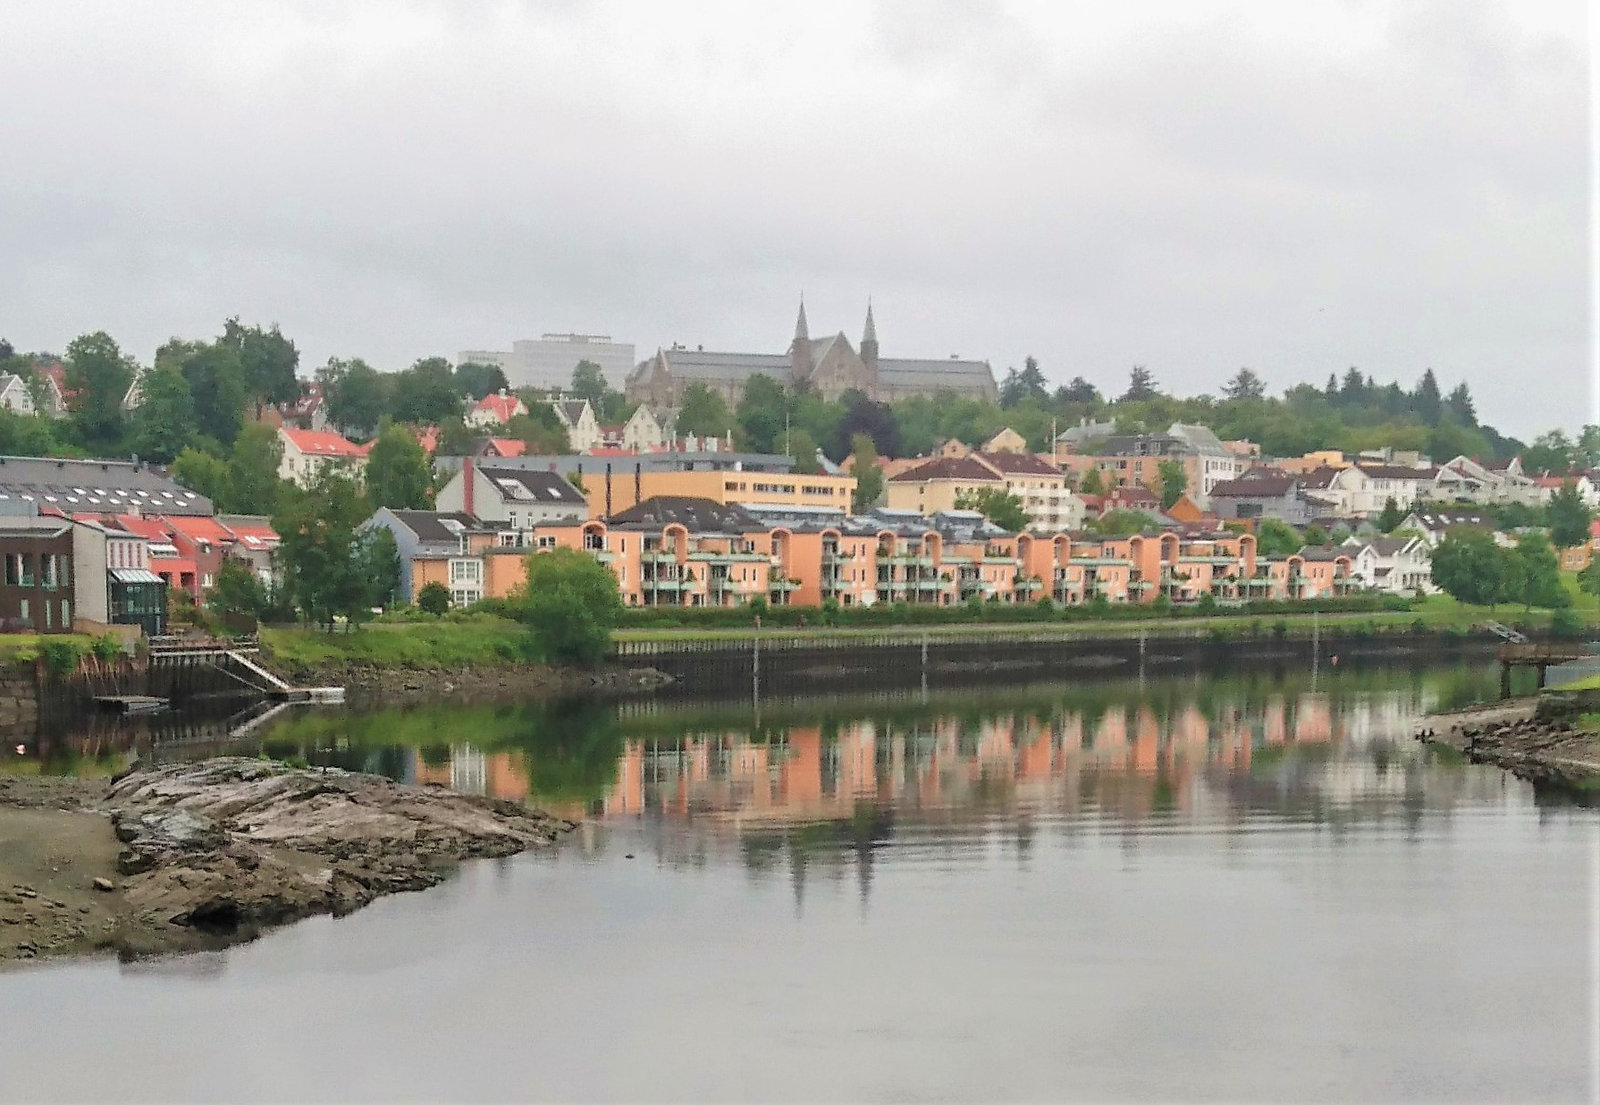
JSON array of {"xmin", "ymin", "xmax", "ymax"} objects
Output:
[{"xmin": 2, "ymin": 663, "xmax": 1597, "ymax": 1102}]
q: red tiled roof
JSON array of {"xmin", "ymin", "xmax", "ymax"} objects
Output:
[
  {"xmin": 486, "ymin": 438, "xmax": 526, "ymax": 457},
  {"xmin": 471, "ymin": 393, "xmax": 524, "ymax": 423},
  {"xmin": 109, "ymin": 514, "xmax": 173, "ymax": 541},
  {"xmin": 976, "ymin": 451, "xmax": 1062, "ymax": 477},
  {"xmin": 162, "ymin": 515, "xmax": 233, "ymax": 543},
  {"xmin": 889, "ymin": 456, "xmax": 1003, "ymax": 483},
  {"xmin": 281, "ymin": 427, "xmax": 365, "ymax": 457}
]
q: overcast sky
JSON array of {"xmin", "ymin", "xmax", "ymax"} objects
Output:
[{"xmin": 0, "ymin": 0, "xmax": 1590, "ymax": 439}]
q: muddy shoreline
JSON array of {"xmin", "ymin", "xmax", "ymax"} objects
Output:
[{"xmin": 0, "ymin": 759, "xmax": 573, "ymax": 968}]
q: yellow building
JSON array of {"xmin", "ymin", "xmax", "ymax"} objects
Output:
[{"xmin": 579, "ymin": 467, "xmax": 855, "ymax": 517}]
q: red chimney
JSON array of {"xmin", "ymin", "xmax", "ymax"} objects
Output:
[{"xmin": 463, "ymin": 456, "xmax": 475, "ymax": 518}]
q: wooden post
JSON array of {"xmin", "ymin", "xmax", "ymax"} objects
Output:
[{"xmin": 1500, "ymin": 661, "xmax": 1512, "ymax": 700}]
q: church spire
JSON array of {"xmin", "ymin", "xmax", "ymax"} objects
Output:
[
  {"xmin": 790, "ymin": 295, "xmax": 814, "ymax": 382},
  {"xmin": 860, "ymin": 297, "xmax": 879, "ymax": 372}
]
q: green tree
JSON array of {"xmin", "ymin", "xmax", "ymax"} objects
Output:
[
  {"xmin": 1377, "ymin": 496, "xmax": 1405, "ymax": 533},
  {"xmin": 205, "ymin": 558, "xmax": 266, "ymax": 621},
  {"xmin": 1302, "ymin": 524, "xmax": 1329, "ymax": 547},
  {"xmin": 736, "ymin": 374, "xmax": 789, "ymax": 453},
  {"xmin": 1121, "ymin": 364, "xmax": 1159, "ymax": 402},
  {"xmin": 1222, "ymin": 367, "xmax": 1266, "ymax": 401},
  {"xmin": 788, "ymin": 427, "xmax": 821, "ymax": 475},
  {"xmin": 454, "ymin": 361, "xmax": 509, "ymax": 401},
  {"xmin": 1412, "ymin": 368, "xmax": 1443, "ymax": 426},
  {"xmin": 1255, "ymin": 519, "xmax": 1302, "ymax": 557},
  {"xmin": 955, "ymin": 487, "xmax": 1029, "ymax": 531},
  {"xmin": 1510, "ymin": 532, "xmax": 1567, "ymax": 611},
  {"xmin": 1523, "ymin": 430, "xmax": 1574, "ymax": 475},
  {"xmin": 677, "ymin": 383, "xmax": 731, "ymax": 438},
  {"xmin": 364, "ymin": 422, "xmax": 432, "ymax": 510},
  {"xmin": 64, "ymin": 331, "xmax": 136, "ymax": 448},
  {"xmin": 1155, "ymin": 459, "xmax": 1187, "ymax": 510},
  {"xmin": 172, "ymin": 447, "xmax": 232, "ymax": 506},
  {"xmin": 416, "ymin": 581, "xmax": 451, "ymax": 616},
  {"xmin": 569, "ymin": 360, "xmax": 608, "ymax": 407},
  {"xmin": 1579, "ymin": 555, "xmax": 1600, "ymax": 603},
  {"xmin": 225, "ymin": 422, "xmax": 287, "ymax": 516},
  {"xmin": 1430, "ymin": 529, "xmax": 1511, "ymax": 609},
  {"xmin": 999, "ymin": 357, "xmax": 1048, "ymax": 408},
  {"xmin": 391, "ymin": 357, "xmax": 461, "ymax": 426},
  {"xmin": 1094, "ymin": 509, "xmax": 1153, "ymax": 537},
  {"xmin": 159, "ymin": 339, "xmax": 249, "ymax": 447},
  {"xmin": 271, "ymin": 470, "xmax": 378, "ymax": 629},
  {"xmin": 1444, "ymin": 383, "xmax": 1477, "ymax": 427},
  {"xmin": 504, "ymin": 405, "xmax": 571, "ymax": 454},
  {"xmin": 319, "ymin": 358, "xmax": 390, "ymax": 436},
  {"xmin": 518, "ymin": 547, "xmax": 625, "ymax": 666},
  {"xmin": 129, "ymin": 365, "xmax": 194, "ymax": 463},
  {"xmin": 1078, "ymin": 467, "xmax": 1106, "ymax": 496},
  {"xmin": 222, "ymin": 318, "xmax": 300, "ymax": 411},
  {"xmin": 850, "ymin": 434, "xmax": 883, "ymax": 512},
  {"xmin": 1546, "ymin": 482, "xmax": 1592, "ymax": 548}
]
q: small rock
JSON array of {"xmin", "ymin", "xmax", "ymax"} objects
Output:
[
  {"xmin": 92, "ymin": 877, "xmax": 115, "ymax": 893},
  {"xmin": 15, "ymin": 887, "xmax": 37, "ymax": 899}
]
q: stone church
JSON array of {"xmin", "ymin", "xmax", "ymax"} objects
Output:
[{"xmin": 624, "ymin": 302, "xmax": 999, "ymax": 409}]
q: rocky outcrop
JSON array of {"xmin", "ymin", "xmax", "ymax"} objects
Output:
[
  {"xmin": 1, "ymin": 758, "xmax": 573, "ymax": 963},
  {"xmin": 1418, "ymin": 704, "xmax": 1600, "ymax": 794}
]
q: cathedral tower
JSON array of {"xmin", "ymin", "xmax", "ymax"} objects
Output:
[{"xmin": 789, "ymin": 297, "xmax": 814, "ymax": 384}]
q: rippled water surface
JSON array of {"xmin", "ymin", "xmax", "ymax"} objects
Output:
[{"xmin": 2, "ymin": 664, "xmax": 1596, "ymax": 1103}]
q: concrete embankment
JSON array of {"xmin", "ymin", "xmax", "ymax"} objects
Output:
[
  {"xmin": 0, "ymin": 758, "xmax": 573, "ymax": 967},
  {"xmin": 292, "ymin": 662, "xmax": 674, "ymax": 705},
  {"xmin": 1418, "ymin": 692, "xmax": 1600, "ymax": 793}
]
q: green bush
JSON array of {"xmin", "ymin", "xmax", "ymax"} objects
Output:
[
  {"xmin": 1550, "ymin": 609, "xmax": 1584, "ymax": 638},
  {"xmin": 417, "ymin": 581, "xmax": 451, "ymax": 617},
  {"xmin": 38, "ymin": 639, "xmax": 87, "ymax": 677},
  {"xmin": 90, "ymin": 634, "xmax": 123, "ymax": 661}
]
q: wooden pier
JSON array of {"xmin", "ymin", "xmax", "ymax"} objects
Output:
[{"xmin": 1497, "ymin": 642, "xmax": 1592, "ymax": 698}]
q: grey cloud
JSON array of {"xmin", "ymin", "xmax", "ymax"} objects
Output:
[{"xmin": 0, "ymin": 0, "xmax": 1587, "ymax": 437}]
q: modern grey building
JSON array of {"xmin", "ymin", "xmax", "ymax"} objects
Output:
[
  {"xmin": 0, "ymin": 455, "xmax": 213, "ymax": 516},
  {"xmin": 457, "ymin": 333, "xmax": 636, "ymax": 392}
]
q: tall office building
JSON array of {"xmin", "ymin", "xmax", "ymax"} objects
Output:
[{"xmin": 457, "ymin": 333, "xmax": 635, "ymax": 391}]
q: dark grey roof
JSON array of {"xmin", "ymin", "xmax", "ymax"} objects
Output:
[
  {"xmin": 0, "ymin": 455, "xmax": 212, "ymax": 515},
  {"xmin": 1212, "ymin": 474, "xmax": 1295, "ymax": 498},
  {"xmin": 877, "ymin": 357, "xmax": 995, "ymax": 389},
  {"xmin": 476, "ymin": 467, "xmax": 586, "ymax": 506},
  {"xmin": 387, "ymin": 510, "xmax": 489, "ymax": 543},
  {"xmin": 556, "ymin": 400, "xmax": 590, "ymax": 426},
  {"xmin": 655, "ymin": 350, "xmax": 791, "ymax": 383},
  {"xmin": 607, "ymin": 495, "xmax": 760, "ymax": 533},
  {"xmin": 1408, "ymin": 509, "xmax": 1491, "ymax": 529},
  {"xmin": 1297, "ymin": 545, "xmax": 1351, "ymax": 562}
]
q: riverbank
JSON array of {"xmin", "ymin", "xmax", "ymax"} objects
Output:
[
  {"xmin": 1418, "ymin": 694, "xmax": 1600, "ymax": 793},
  {"xmin": 0, "ymin": 759, "xmax": 573, "ymax": 968}
]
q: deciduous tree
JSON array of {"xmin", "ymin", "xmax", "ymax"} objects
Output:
[
  {"xmin": 955, "ymin": 487, "xmax": 1029, "ymax": 532},
  {"xmin": 364, "ymin": 422, "xmax": 433, "ymax": 510},
  {"xmin": 517, "ymin": 547, "xmax": 625, "ymax": 666},
  {"xmin": 850, "ymin": 434, "xmax": 883, "ymax": 512},
  {"xmin": 130, "ymin": 366, "xmax": 194, "ymax": 463},
  {"xmin": 1156, "ymin": 459, "xmax": 1187, "ymax": 510}
]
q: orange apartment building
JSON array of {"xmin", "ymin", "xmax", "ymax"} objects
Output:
[{"xmin": 378, "ymin": 496, "xmax": 1358, "ymax": 611}]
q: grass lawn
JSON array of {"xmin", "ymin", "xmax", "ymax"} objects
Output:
[
  {"xmin": 0, "ymin": 634, "xmax": 96, "ymax": 665},
  {"xmin": 262, "ymin": 619, "xmax": 529, "ymax": 670}
]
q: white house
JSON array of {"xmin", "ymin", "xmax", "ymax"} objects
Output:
[
  {"xmin": 276, "ymin": 427, "xmax": 369, "ymax": 488},
  {"xmin": 1327, "ymin": 464, "xmax": 1433, "ymax": 518},
  {"xmin": 0, "ymin": 372, "xmax": 64, "ymax": 418},
  {"xmin": 433, "ymin": 459, "xmax": 589, "ymax": 529},
  {"xmin": 1400, "ymin": 508, "xmax": 1495, "ymax": 547},
  {"xmin": 552, "ymin": 398, "xmax": 602, "ymax": 452},
  {"xmin": 1342, "ymin": 534, "xmax": 1434, "ymax": 595},
  {"xmin": 620, "ymin": 405, "xmax": 668, "ymax": 451},
  {"xmin": 465, "ymin": 391, "xmax": 528, "ymax": 428}
]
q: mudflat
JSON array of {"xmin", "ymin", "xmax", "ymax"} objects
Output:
[{"xmin": 1, "ymin": 759, "xmax": 573, "ymax": 968}]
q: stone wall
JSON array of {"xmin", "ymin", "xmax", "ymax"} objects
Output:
[{"xmin": 0, "ymin": 662, "xmax": 39, "ymax": 735}]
